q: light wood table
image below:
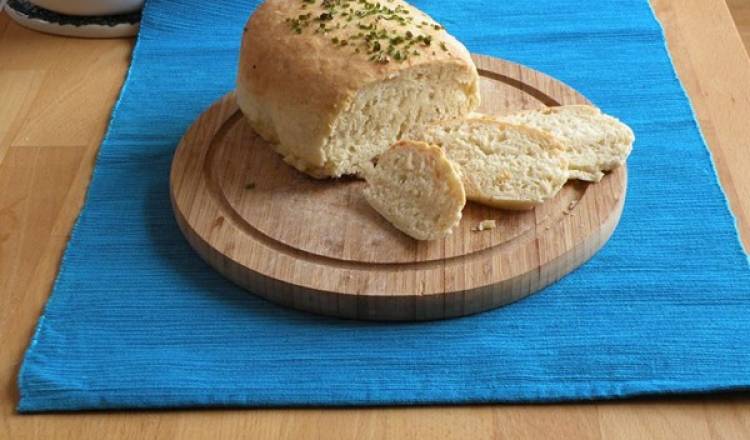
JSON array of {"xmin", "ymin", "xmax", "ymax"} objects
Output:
[
  {"xmin": 728, "ymin": 0, "xmax": 750, "ymax": 53},
  {"xmin": 1, "ymin": 1, "xmax": 749, "ymax": 438}
]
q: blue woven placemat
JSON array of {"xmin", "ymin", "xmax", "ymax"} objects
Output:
[{"xmin": 17, "ymin": 0, "xmax": 750, "ymax": 412}]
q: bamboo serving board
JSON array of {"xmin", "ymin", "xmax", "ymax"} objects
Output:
[{"xmin": 170, "ymin": 54, "xmax": 627, "ymax": 321}]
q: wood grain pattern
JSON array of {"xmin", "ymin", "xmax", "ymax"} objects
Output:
[
  {"xmin": 728, "ymin": 0, "xmax": 750, "ymax": 54},
  {"xmin": 1, "ymin": 0, "xmax": 750, "ymax": 437},
  {"xmin": 170, "ymin": 55, "xmax": 626, "ymax": 320}
]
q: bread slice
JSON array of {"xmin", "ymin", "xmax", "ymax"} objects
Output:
[
  {"xmin": 407, "ymin": 118, "xmax": 568, "ymax": 210},
  {"xmin": 363, "ymin": 141, "xmax": 466, "ymax": 241},
  {"xmin": 237, "ymin": 0, "xmax": 480, "ymax": 179},
  {"xmin": 497, "ymin": 105, "xmax": 634, "ymax": 182}
]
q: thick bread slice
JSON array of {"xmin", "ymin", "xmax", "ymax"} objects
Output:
[
  {"xmin": 408, "ymin": 118, "xmax": 568, "ymax": 210},
  {"xmin": 363, "ymin": 141, "xmax": 466, "ymax": 241},
  {"xmin": 237, "ymin": 0, "xmax": 480, "ymax": 179},
  {"xmin": 497, "ymin": 105, "xmax": 634, "ymax": 182}
]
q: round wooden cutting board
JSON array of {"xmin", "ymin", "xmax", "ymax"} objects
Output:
[{"xmin": 170, "ymin": 54, "xmax": 627, "ymax": 321}]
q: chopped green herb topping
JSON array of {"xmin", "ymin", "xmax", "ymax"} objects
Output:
[{"xmin": 284, "ymin": 0, "xmax": 447, "ymax": 63}]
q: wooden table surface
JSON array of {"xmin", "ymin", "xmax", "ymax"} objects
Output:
[
  {"xmin": 728, "ymin": 0, "xmax": 750, "ymax": 53},
  {"xmin": 1, "ymin": 1, "xmax": 749, "ymax": 438}
]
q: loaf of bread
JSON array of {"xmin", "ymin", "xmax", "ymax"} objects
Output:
[
  {"xmin": 363, "ymin": 140, "xmax": 465, "ymax": 240},
  {"xmin": 237, "ymin": 0, "xmax": 480, "ymax": 178},
  {"xmin": 497, "ymin": 105, "xmax": 634, "ymax": 182},
  {"xmin": 407, "ymin": 118, "xmax": 569, "ymax": 210}
]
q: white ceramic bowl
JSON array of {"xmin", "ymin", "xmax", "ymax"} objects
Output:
[{"xmin": 30, "ymin": 0, "xmax": 144, "ymax": 16}]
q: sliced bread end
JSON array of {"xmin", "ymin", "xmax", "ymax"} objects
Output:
[{"xmin": 363, "ymin": 140, "xmax": 466, "ymax": 241}]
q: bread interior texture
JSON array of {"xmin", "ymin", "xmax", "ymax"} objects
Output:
[
  {"xmin": 363, "ymin": 142, "xmax": 465, "ymax": 240},
  {"xmin": 411, "ymin": 120, "xmax": 568, "ymax": 209},
  {"xmin": 498, "ymin": 106, "xmax": 633, "ymax": 182},
  {"xmin": 324, "ymin": 64, "xmax": 478, "ymax": 177}
]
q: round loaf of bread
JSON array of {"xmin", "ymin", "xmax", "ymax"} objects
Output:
[
  {"xmin": 237, "ymin": 0, "xmax": 480, "ymax": 178},
  {"xmin": 497, "ymin": 105, "xmax": 634, "ymax": 182},
  {"xmin": 363, "ymin": 140, "xmax": 466, "ymax": 241},
  {"xmin": 408, "ymin": 118, "xmax": 569, "ymax": 210}
]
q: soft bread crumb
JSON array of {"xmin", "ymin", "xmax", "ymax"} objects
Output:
[
  {"xmin": 496, "ymin": 105, "xmax": 634, "ymax": 182},
  {"xmin": 473, "ymin": 220, "xmax": 497, "ymax": 232},
  {"xmin": 363, "ymin": 140, "xmax": 466, "ymax": 241},
  {"xmin": 407, "ymin": 118, "xmax": 569, "ymax": 210}
]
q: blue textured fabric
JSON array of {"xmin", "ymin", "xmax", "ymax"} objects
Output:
[{"xmin": 17, "ymin": 0, "xmax": 750, "ymax": 412}]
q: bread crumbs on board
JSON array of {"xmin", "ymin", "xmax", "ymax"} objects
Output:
[{"xmin": 473, "ymin": 219, "xmax": 496, "ymax": 232}]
